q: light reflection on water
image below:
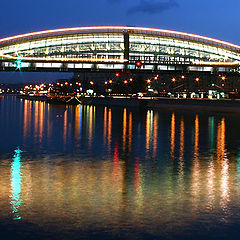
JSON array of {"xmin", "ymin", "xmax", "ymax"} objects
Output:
[
  {"xmin": 10, "ymin": 148, "xmax": 22, "ymax": 220},
  {"xmin": 1, "ymin": 95, "xmax": 240, "ymax": 239}
]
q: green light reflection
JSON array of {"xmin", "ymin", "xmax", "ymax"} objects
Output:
[
  {"xmin": 209, "ymin": 116, "xmax": 215, "ymax": 151},
  {"xmin": 10, "ymin": 147, "xmax": 22, "ymax": 220}
]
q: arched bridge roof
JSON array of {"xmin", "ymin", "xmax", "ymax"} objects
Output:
[
  {"xmin": 0, "ymin": 26, "xmax": 240, "ymax": 51},
  {"xmin": 0, "ymin": 26, "xmax": 240, "ymax": 67}
]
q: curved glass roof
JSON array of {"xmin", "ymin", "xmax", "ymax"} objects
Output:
[{"xmin": 0, "ymin": 26, "xmax": 239, "ymax": 65}]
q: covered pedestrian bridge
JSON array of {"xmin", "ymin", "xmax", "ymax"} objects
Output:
[{"xmin": 0, "ymin": 26, "xmax": 240, "ymax": 73}]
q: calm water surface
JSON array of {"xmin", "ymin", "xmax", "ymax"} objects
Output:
[{"xmin": 1, "ymin": 95, "xmax": 240, "ymax": 239}]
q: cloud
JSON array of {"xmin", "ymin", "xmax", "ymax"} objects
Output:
[{"xmin": 127, "ymin": 0, "xmax": 179, "ymax": 15}]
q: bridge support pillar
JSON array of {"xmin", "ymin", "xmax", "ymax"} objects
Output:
[{"xmin": 124, "ymin": 32, "xmax": 129, "ymax": 71}]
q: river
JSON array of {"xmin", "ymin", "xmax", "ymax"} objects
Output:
[{"xmin": 1, "ymin": 95, "xmax": 240, "ymax": 239}]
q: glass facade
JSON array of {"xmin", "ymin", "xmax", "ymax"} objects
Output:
[
  {"xmin": 0, "ymin": 28, "xmax": 240, "ymax": 66},
  {"xmin": 0, "ymin": 33, "xmax": 125, "ymax": 61},
  {"xmin": 129, "ymin": 34, "xmax": 240, "ymax": 64}
]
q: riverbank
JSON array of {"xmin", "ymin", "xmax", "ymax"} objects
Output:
[
  {"xmin": 81, "ymin": 96, "xmax": 240, "ymax": 112},
  {"xmin": 16, "ymin": 94, "xmax": 240, "ymax": 112},
  {"xmin": 17, "ymin": 95, "xmax": 81, "ymax": 105}
]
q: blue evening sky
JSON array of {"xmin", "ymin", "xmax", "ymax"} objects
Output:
[{"xmin": 0, "ymin": 0, "xmax": 239, "ymax": 83}]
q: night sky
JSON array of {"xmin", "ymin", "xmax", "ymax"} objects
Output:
[{"xmin": 0, "ymin": 0, "xmax": 239, "ymax": 83}]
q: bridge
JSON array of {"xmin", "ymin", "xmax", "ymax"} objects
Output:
[{"xmin": 0, "ymin": 26, "xmax": 240, "ymax": 73}]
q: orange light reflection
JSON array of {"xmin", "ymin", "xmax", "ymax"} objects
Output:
[
  {"xmin": 107, "ymin": 108, "xmax": 112, "ymax": 151},
  {"xmin": 192, "ymin": 115, "xmax": 200, "ymax": 206},
  {"xmin": 128, "ymin": 112, "xmax": 132, "ymax": 152},
  {"xmin": 152, "ymin": 113, "xmax": 158, "ymax": 158},
  {"xmin": 122, "ymin": 108, "xmax": 127, "ymax": 152},
  {"xmin": 103, "ymin": 107, "xmax": 107, "ymax": 146},
  {"xmin": 179, "ymin": 118, "xmax": 185, "ymax": 181},
  {"xmin": 170, "ymin": 113, "xmax": 175, "ymax": 159},
  {"xmin": 146, "ymin": 111, "xmax": 151, "ymax": 152}
]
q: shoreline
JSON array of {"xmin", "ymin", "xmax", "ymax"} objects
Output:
[{"xmin": 14, "ymin": 94, "xmax": 240, "ymax": 112}]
